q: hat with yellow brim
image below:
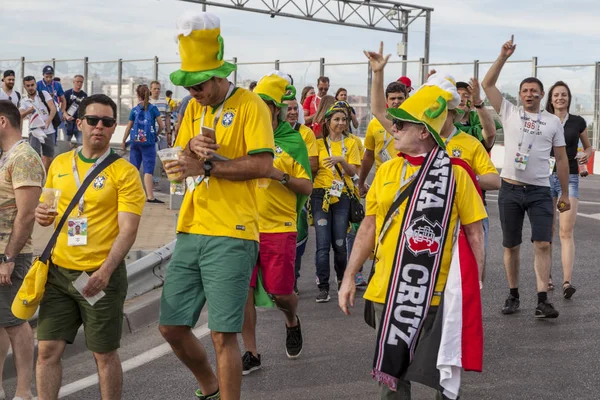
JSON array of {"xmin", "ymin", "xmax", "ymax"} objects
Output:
[
  {"xmin": 11, "ymin": 258, "xmax": 49, "ymax": 320},
  {"xmin": 170, "ymin": 11, "xmax": 237, "ymax": 87},
  {"xmin": 254, "ymin": 71, "xmax": 296, "ymax": 108},
  {"xmin": 386, "ymin": 72, "xmax": 462, "ymax": 149}
]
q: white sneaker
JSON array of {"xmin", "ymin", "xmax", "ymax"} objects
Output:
[{"xmin": 0, "ymin": 388, "xmax": 5, "ymax": 400}]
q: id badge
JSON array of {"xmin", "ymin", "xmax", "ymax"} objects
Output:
[
  {"xmin": 514, "ymin": 151, "xmax": 529, "ymax": 171},
  {"xmin": 379, "ymin": 148, "xmax": 392, "ymax": 163},
  {"xmin": 330, "ymin": 180, "xmax": 344, "ymax": 198},
  {"xmin": 68, "ymin": 216, "xmax": 88, "ymax": 246},
  {"xmin": 548, "ymin": 156, "xmax": 556, "ymax": 175}
]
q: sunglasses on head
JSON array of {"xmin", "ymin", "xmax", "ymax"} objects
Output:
[{"xmin": 82, "ymin": 115, "xmax": 116, "ymax": 128}]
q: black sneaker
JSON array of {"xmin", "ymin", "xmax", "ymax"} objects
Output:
[
  {"xmin": 241, "ymin": 351, "xmax": 261, "ymax": 375},
  {"xmin": 286, "ymin": 315, "xmax": 303, "ymax": 359},
  {"xmin": 147, "ymin": 198, "xmax": 165, "ymax": 204},
  {"xmin": 195, "ymin": 388, "xmax": 220, "ymax": 399},
  {"xmin": 316, "ymin": 289, "xmax": 330, "ymax": 303},
  {"xmin": 502, "ymin": 295, "xmax": 520, "ymax": 315},
  {"xmin": 535, "ymin": 301, "xmax": 559, "ymax": 319}
]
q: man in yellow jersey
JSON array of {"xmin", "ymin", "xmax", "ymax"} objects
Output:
[
  {"xmin": 157, "ymin": 12, "xmax": 275, "ymax": 400},
  {"xmin": 33, "ymin": 94, "xmax": 146, "ymax": 400},
  {"xmin": 339, "ymin": 43, "xmax": 486, "ymax": 400},
  {"xmin": 240, "ymin": 72, "xmax": 312, "ymax": 374},
  {"xmin": 358, "ymin": 81, "xmax": 408, "ymax": 196},
  {"xmin": 283, "ymin": 97, "xmax": 318, "ymax": 294}
]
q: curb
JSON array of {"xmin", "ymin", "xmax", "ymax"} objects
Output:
[{"xmin": 3, "ymin": 286, "xmax": 164, "ymax": 380}]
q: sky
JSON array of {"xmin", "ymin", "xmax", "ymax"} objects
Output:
[{"xmin": 1, "ymin": 0, "xmax": 599, "ymax": 114}]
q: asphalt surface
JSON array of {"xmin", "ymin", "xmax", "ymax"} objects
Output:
[{"xmin": 2, "ymin": 175, "xmax": 600, "ymax": 400}]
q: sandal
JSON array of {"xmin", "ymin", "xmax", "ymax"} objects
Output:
[
  {"xmin": 547, "ymin": 281, "xmax": 554, "ymax": 291},
  {"xmin": 563, "ymin": 281, "xmax": 576, "ymax": 299}
]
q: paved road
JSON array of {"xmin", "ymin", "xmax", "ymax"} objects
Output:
[{"xmin": 3, "ymin": 176, "xmax": 599, "ymax": 399}]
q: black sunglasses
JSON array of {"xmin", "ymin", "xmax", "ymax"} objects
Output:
[
  {"xmin": 184, "ymin": 77, "xmax": 214, "ymax": 92},
  {"xmin": 392, "ymin": 119, "xmax": 404, "ymax": 130},
  {"xmin": 82, "ymin": 115, "xmax": 116, "ymax": 128}
]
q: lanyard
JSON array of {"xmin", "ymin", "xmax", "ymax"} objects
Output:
[
  {"xmin": 0, "ymin": 139, "xmax": 27, "ymax": 169},
  {"xmin": 199, "ymin": 83, "xmax": 235, "ymax": 131},
  {"xmin": 444, "ymin": 127, "xmax": 459, "ymax": 146},
  {"xmin": 327, "ymin": 136, "xmax": 345, "ymax": 178},
  {"xmin": 518, "ymin": 109, "xmax": 542, "ymax": 153},
  {"xmin": 382, "ymin": 129, "xmax": 393, "ymax": 150},
  {"xmin": 72, "ymin": 147, "xmax": 112, "ymax": 215}
]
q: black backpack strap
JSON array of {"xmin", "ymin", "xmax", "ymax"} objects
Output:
[
  {"xmin": 40, "ymin": 153, "xmax": 121, "ymax": 263},
  {"xmin": 38, "ymin": 90, "xmax": 50, "ymax": 113}
]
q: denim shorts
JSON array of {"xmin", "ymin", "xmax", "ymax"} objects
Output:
[{"xmin": 549, "ymin": 173, "xmax": 579, "ymax": 199}]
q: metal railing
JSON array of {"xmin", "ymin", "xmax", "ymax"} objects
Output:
[{"xmin": 2, "ymin": 56, "xmax": 598, "ymax": 148}]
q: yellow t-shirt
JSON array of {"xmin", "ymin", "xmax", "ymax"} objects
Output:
[
  {"xmin": 348, "ymin": 133, "xmax": 365, "ymax": 159},
  {"xmin": 364, "ymin": 118, "xmax": 398, "ymax": 170},
  {"xmin": 364, "ymin": 157, "xmax": 487, "ymax": 306},
  {"xmin": 297, "ymin": 124, "xmax": 318, "ymax": 158},
  {"xmin": 47, "ymin": 150, "xmax": 146, "ymax": 272},
  {"xmin": 174, "ymin": 88, "xmax": 275, "ymax": 242},
  {"xmin": 313, "ymin": 135, "xmax": 361, "ymax": 191},
  {"xmin": 258, "ymin": 147, "xmax": 310, "ymax": 233},
  {"xmin": 446, "ymin": 131, "xmax": 498, "ymax": 176},
  {"xmin": 167, "ymin": 98, "xmax": 177, "ymax": 112}
]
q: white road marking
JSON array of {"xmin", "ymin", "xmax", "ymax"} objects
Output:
[
  {"xmin": 486, "ymin": 194, "xmax": 600, "ymax": 206},
  {"xmin": 58, "ymin": 324, "xmax": 210, "ymax": 398}
]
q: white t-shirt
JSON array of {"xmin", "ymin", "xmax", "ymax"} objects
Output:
[
  {"xmin": 19, "ymin": 91, "xmax": 56, "ymax": 135},
  {"xmin": 499, "ymin": 98, "xmax": 565, "ymax": 187},
  {"xmin": 0, "ymin": 88, "xmax": 20, "ymax": 107}
]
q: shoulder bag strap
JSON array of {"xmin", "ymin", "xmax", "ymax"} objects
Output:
[
  {"xmin": 366, "ymin": 177, "xmax": 418, "ymax": 282},
  {"xmin": 39, "ymin": 152, "xmax": 121, "ymax": 263}
]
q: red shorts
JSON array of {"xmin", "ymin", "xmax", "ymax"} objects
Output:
[{"xmin": 250, "ymin": 232, "xmax": 297, "ymax": 295}]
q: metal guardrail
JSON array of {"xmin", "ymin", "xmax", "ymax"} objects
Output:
[{"xmin": 126, "ymin": 240, "xmax": 175, "ymax": 299}]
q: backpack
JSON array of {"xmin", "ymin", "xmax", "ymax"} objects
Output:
[
  {"xmin": 131, "ymin": 105, "xmax": 156, "ymax": 146},
  {"xmin": 37, "ymin": 90, "xmax": 62, "ymax": 130}
]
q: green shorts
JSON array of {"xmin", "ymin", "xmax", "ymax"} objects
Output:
[
  {"xmin": 159, "ymin": 233, "xmax": 258, "ymax": 333},
  {"xmin": 36, "ymin": 263, "xmax": 128, "ymax": 354}
]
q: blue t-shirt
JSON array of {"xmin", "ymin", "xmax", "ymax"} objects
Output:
[
  {"xmin": 129, "ymin": 103, "xmax": 160, "ymax": 146},
  {"xmin": 37, "ymin": 80, "xmax": 64, "ymax": 106}
]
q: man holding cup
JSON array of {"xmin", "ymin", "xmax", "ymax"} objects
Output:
[
  {"xmin": 33, "ymin": 94, "xmax": 145, "ymax": 399},
  {"xmin": 0, "ymin": 101, "xmax": 44, "ymax": 400},
  {"xmin": 157, "ymin": 11, "xmax": 274, "ymax": 400}
]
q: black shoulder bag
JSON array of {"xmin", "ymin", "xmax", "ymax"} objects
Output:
[
  {"xmin": 364, "ymin": 178, "xmax": 418, "ymax": 329},
  {"xmin": 322, "ymin": 137, "xmax": 364, "ymax": 223}
]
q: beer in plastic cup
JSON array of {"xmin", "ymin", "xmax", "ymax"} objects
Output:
[
  {"xmin": 157, "ymin": 147, "xmax": 183, "ymax": 182},
  {"xmin": 42, "ymin": 188, "xmax": 61, "ymax": 212}
]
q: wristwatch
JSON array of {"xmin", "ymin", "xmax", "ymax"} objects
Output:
[
  {"xmin": 474, "ymin": 102, "xmax": 485, "ymax": 109},
  {"xmin": 203, "ymin": 161, "xmax": 212, "ymax": 177},
  {"xmin": 279, "ymin": 173, "xmax": 290, "ymax": 185},
  {"xmin": 2, "ymin": 255, "xmax": 15, "ymax": 264}
]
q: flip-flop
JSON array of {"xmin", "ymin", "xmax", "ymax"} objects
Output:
[{"xmin": 563, "ymin": 282, "xmax": 576, "ymax": 299}]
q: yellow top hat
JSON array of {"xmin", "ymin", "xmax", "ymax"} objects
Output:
[
  {"xmin": 254, "ymin": 71, "xmax": 297, "ymax": 107},
  {"xmin": 386, "ymin": 72, "xmax": 461, "ymax": 149},
  {"xmin": 170, "ymin": 11, "xmax": 237, "ymax": 87},
  {"xmin": 11, "ymin": 258, "xmax": 49, "ymax": 320}
]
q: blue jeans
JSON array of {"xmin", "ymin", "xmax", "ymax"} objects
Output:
[
  {"xmin": 311, "ymin": 191, "xmax": 350, "ymax": 291},
  {"xmin": 295, "ymin": 237, "xmax": 307, "ymax": 281}
]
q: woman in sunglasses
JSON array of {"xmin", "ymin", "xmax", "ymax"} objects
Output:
[
  {"xmin": 122, "ymin": 84, "xmax": 165, "ymax": 203},
  {"xmin": 311, "ymin": 104, "xmax": 362, "ymax": 303}
]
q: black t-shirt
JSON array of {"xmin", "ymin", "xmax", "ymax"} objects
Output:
[
  {"xmin": 64, "ymin": 89, "xmax": 88, "ymax": 116},
  {"xmin": 550, "ymin": 114, "xmax": 587, "ymax": 174}
]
